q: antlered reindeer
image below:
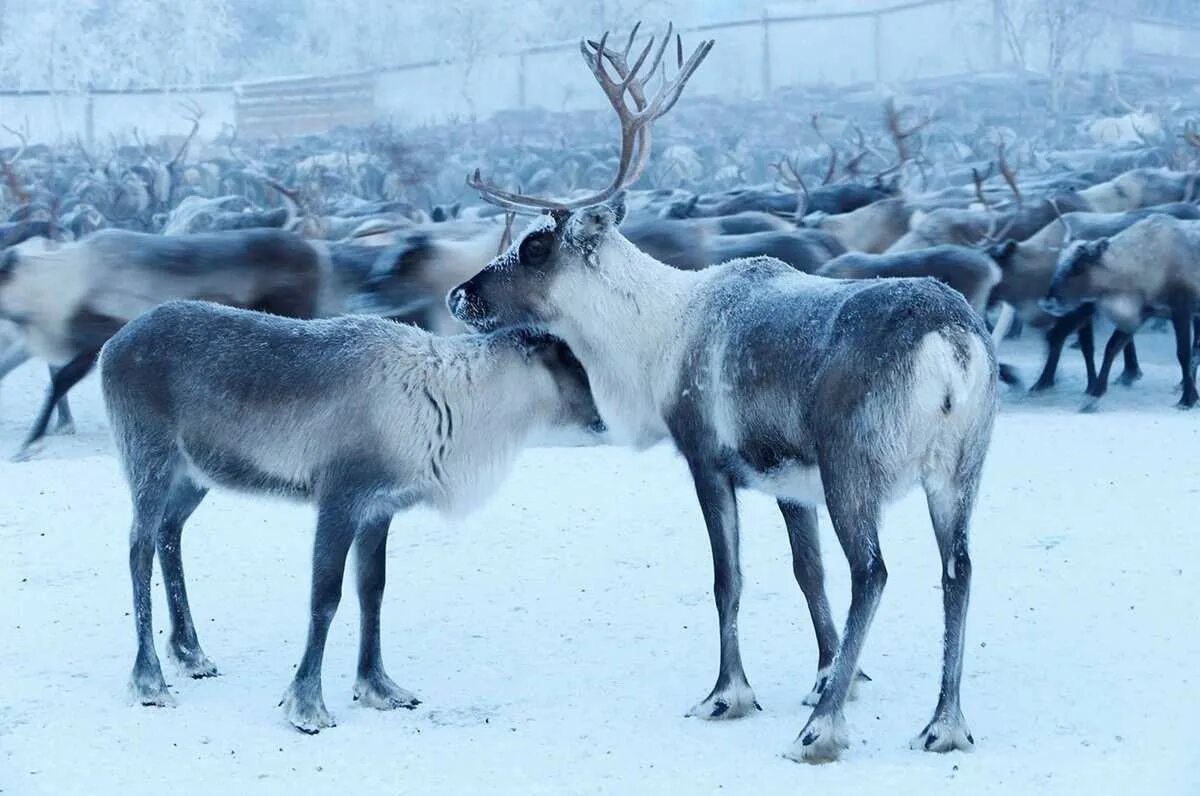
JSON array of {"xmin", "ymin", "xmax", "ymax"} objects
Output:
[{"xmin": 451, "ymin": 25, "xmax": 997, "ymax": 764}]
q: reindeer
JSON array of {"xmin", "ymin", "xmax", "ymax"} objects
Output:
[
  {"xmin": 801, "ymin": 197, "xmax": 913, "ymax": 254},
  {"xmin": 1043, "ymin": 214, "xmax": 1200, "ymax": 409},
  {"xmin": 0, "ymin": 228, "xmax": 332, "ymax": 459},
  {"xmin": 989, "ymin": 202, "xmax": 1200, "ymax": 393},
  {"xmin": 1076, "ymin": 167, "xmax": 1200, "ymax": 213},
  {"xmin": 887, "ymin": 146, "xmax": 1065, "ymax": 253},
  {"xmin": 102, "ymin": 300, "xmax": 603, "ymax": 731},
  {"xmin": 451, "ymin": 24, "xmax": 997, "ymax": 764},
  {"xmin": 816, "ymin": 245, "xmax": 1001, "ymax": 319}
]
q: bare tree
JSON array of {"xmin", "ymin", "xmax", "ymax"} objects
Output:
[{"xmin": 994, "ymin": 0, "xmax": 1109, "ymax": 115}]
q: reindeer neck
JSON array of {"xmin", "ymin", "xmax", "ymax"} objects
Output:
[{"xmin": 554, "ymin": 235, "xmax": 703, "ymax": 449}]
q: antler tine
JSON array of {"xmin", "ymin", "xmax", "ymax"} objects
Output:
[
  {"xmin": 770, "ymin": 155, "xmax": 810, "ymax": 219},
  {"xmin": 170, "ymin": 106, "xmax": 204, "ymax": 169},
  {"xmin": 810, "ymin": 113, "xmax": 831, "ymax": 147},
  {"xmin": 975, "ymin": 146, "xmax": 1023, "ymax": 246},
  {"xmin": 622, "ymin": 21, "xmax": 642, "ymax": 59},
  {"xmin": 594, "ymin": 39, "xmax": 653, "ymax": 184},
  {"xmin": 1046, "ymin": 195, "xmax": 1074, "ymax": 244},
  {"xmin": 497, "ymin": 209, "xmax": 518, "ymax": 255},
  {"xmin": 467, "ymin": 168, "xmax": 568, "ymax": 212},
  {"xmin": 645, "ymin": 37, "xmax": 714, "ymax": 120},
  {"xmin": 640, "ymin": 22, "xmax": 673, "ymax": 85},
  {"xmin": 971, "ymin": 162, "xmax": 995, "ymax": 208},
  {"xmin": 594, "ymin": 31, "xmax": 613, "ymax": 81},
  {"xmin": 997, "ymin": 144, "xmax": 1022, "ymax": 204},
  {"xmin": 1, "ymin": 122, "xmax": 27, "ymax": 167},
  {"xmin": 471, "ymin": 24, "xmax": 711, "ymax": 213},
  {"xmin": 822, "ymin": 150, "xmax": 838, "ymax": 185},
  {"xmin": 879, "ymin": 98, "xmax": 930, "ymax": 178},
  {"xmin": 624, "ymin": 34, "xmax": 657, "ymax": 91}
]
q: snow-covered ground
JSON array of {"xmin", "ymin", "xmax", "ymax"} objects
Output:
[{"xmin": 1, "ymin": 332, "xmax": 1197, "ymax": 795}]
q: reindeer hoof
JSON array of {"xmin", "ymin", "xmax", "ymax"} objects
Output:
[
  {"xmin": 911, "ymin": 711, "xmax": 975, "ymax": 754},
  {"xmin": 784, "ymin": 713, "xmax": 850, "ymax": 764},
  {"xmin": 687, "ymin": 682, "xmax": 761, "ymax": 720}
]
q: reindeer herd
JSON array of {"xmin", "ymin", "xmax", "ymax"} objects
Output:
[{"xmin": 0, "ymin": 24, "xmax": 1198, "ymax": 765}]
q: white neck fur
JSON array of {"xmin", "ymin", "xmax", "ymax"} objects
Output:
[{"xmin": 547, "ymin": 233, "xmax": 703, "ymax": 449}]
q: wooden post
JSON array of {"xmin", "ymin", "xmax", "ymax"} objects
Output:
[
  {"xmin": 84, "ymin": 84, "xmax": 95, "ymax": 146},
  {"xmin": 517, "ymin": 51, "xmax": 527, "ymax": 109},
  {"xmin": 873, "ymin": 12, "xmax": 883, "ymax": 85},
  {"xmin": 761, "ymin": 10, "xmax": 772, "ymax": 97}
]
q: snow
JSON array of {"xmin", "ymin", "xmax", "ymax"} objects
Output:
[{"xmin": 1, "ymin": 331, "xmax": 1198, "ymax": 795}]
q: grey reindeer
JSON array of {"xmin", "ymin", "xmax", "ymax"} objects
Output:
[
  {"xmin": 450, "ymin": 24, "xmax": 997, "ymax": 764},
  {"xmin": 101, "ymin": 300, "xmax": 602, "ymax": 732},
  {"xmin": 0, "ymin": 228, "xmax": 331, "ymax": 459}
]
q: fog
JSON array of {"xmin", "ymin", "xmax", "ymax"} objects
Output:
[{"xmin": 0, "ymin": 1, "xmax": 1195, "ymax": 93}]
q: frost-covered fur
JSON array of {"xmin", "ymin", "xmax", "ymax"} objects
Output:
[
  {"xmin": 451, "ymin": 197, "xmax": 998, "ymax": 763},
  {"xmin": 101, "ymin": 300, "xmax": 602, "ymax": 732}
]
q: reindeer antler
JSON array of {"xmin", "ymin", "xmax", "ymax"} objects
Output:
[
  {"xmin": 1, "ymin": 122, "xmax": 30, "ymax": 207},
  {"xmin": 971, "ymin": 162, "xmax": 996, "ymax": 208},
  {"xmin": 468, "ymin": 22, "xmax": 713, "ymax": 212},
  {"xmin": 169, "ymin": 99, "xmax": 204, "ymax": 170},
  {"xmin": 810, "ymin": 114, "xmax": 839, "ymax": 185},
  {"xmin": 770, "ymin": 155, "xmax": 810, "ymax": 218},
  {"xmin": 1182, "ymin": 120, "xmax": 1200, "ymax": 150},
  {"xmin": 877, "ymin": 98, "xmax": 930, "ymax": 179},
  {"xmin": 842, "ymin": 124, "xmax": 870, "ymax": 179},
  {"xmin": 1046, "ymin": 196, "xmax": 1074, "ymax": 246},
  {"xmin": 976, "ymin": 144, "xmax": 1023, "ymax": 246}
]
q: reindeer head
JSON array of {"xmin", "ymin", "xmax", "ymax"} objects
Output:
[
  {"xmin": 449, "ymin": 198, "xmax": 629, "ymax": 331},
  {"xmin": 1042, "ymin": 238, "xmax": 1110, "ymax": 316},
  {"xmin": 449, "ymin": 22, "xmax": 710, "ymax": 332}
]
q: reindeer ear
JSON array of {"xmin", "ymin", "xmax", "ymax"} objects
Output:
[
  {"xmin": 570, "ymin": 200, "xmax": 622, "ymax": 244},
  {"xmin": 987, "ymin": 239, "xmax": 1017, "ymax": 264}
]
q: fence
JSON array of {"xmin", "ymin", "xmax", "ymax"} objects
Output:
[
  {"xmin": 236, "ymin": 72, "xmax": 376, "ymax": 138},
  {"xmin": 0, "ymin": 0, "xmax": 1197, "ymax": 145}
]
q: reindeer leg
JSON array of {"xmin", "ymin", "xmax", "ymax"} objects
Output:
[
  {"xmin": 353, "ymin": 514, "xmax": 420, "ymax": 711},
  {"xmin": 1030, "ymin": 306, "xmax": 1092, "ymax": 392},
  {"xmin": 13, "ymin": 347, "xmax": 99, "ymax": 461},
  {"xmin": 685, "ymin": 460, "xmax": 759, "ymax": 720},
  {"xmin": 1077, "ymin": 319, "xmax": 1098, "ymax": 393},
  {"xmin": 159, "ymin": 477, "xmax": 216, "ymax": 679},
  {"xmin": 279, "ymin": 496, "xmax": 361, "ymax": 733},
  {"xmin": 1082, "ymin": 330, "xmax": 1131, "ymax": 412},
  {"xmin": 912, "ymin": 452, "xmax": 984, "ymax": 754},
  {"xmin": 1117, "ymin": 338, "xmax": 1143, "ymax": 386},
  {"xmin": 1172, "ymin": 305, "xmax": 1197, "ymax": 409},
  {"xmin": 779, "ymin": 501, "xmax": 870, "ymax": 706},
  {"xmin": 47, "ymin": 365, "xmax": 77, "ymax": 434},
  {"xmin": 787, "ymin": 466, "xmax": 885, "ymax": 764}
]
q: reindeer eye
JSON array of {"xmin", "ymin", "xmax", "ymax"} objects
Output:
[{"xmin": 520, "ymin": 233, "xmax": 552, "ymax": 266}]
